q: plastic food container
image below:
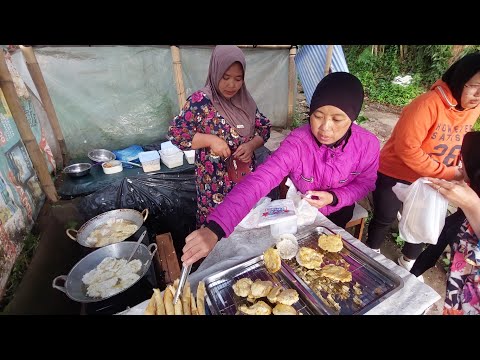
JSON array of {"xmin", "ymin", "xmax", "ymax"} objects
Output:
[
  {"xmin": 184, "ymin": 150, "xmax": 195, "ymax": 165},
  {"xmin": 138, "ymin": 151, "xmax": 161, "ymax": 172},
  {"xmin": 102, "ymin": 160, "xmax": 123, "ymax": 174},
  {"xmin": 160, "ymin": 148, "xmax": 183, "ymax": 169},
  {"xmin": 160, "ymin": 141, "xmax": 177, "ymax": 150}
]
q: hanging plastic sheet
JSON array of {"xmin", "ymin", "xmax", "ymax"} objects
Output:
[{"xmin": 12, "ymin": 46, "xmax": 291, "ymax": 159}]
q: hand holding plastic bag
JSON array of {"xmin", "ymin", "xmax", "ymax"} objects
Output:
[{"xmin": 395, "ymin": 178, "xmax": 449, "ymax": 245}]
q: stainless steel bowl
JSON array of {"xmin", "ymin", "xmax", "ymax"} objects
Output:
[
  {"xmin": 63, "ymin": 163, "xmax": 92, "ymax": 178},
  {"xmin": 88, "ymin": 149, "xmax": 116, "ymax": 163}
]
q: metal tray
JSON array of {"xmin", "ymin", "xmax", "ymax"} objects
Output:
[
  {"xmin": 204, "ymin": 255, "xmax": 332, "ymax": 315},
  {"xmin": 283, "ymin": 226, "xmax": 404, "ymax": 315}
]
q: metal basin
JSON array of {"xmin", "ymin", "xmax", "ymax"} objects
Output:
[
  {"xmin": 88, "ymin": 149, "xmax": 116, "ymax": 163},
  {"xmin": 63, "ymin": 163, "xmax": 92, "ymax": 178},
  {"xmin": 66, "ymin": 208, "xmax": 149, "ymax": 248},
  {"xmin": 52, "ymin": 241, "xmax": 157, "ymax": 303}
]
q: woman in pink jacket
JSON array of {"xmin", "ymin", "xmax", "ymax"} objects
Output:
[{"xmin": 181, "ymin": 72, "xmax": 381, "ymax": 266}]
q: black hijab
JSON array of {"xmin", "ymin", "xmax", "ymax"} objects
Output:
[
  {"xmin": 309, "ymin": 72, "xmax": 364, "ymax": 149},
  {"xmin": 461, "ymin": 131, "xmax": 480, "ymax": 195},
  {"xmin": 442, "ymin": 52, "xmax": 480, "ymax": 110}
]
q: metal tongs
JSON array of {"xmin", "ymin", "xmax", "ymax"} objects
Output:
[{"xmin": 173, "ymin": 263, "xmax": 192, "ymax": 304}]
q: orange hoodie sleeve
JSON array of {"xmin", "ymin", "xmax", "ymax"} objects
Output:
[{"xmin": 393, "ymin": 99, "xmax": 457, "ymax": 180}]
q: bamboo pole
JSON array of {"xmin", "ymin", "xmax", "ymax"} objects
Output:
[
  {"xmin": 324, "ymin": 45, "xmax": 334, "ymax": 77},
  {"xmin": 170, "ymin": 46, "xmax": 186, "ymax": 111},
  {"xmin": 0, "ymin": 50, "xmax": 58, "ymax": 202},
  {"xmin": 20, "ymin": 45, "xmax": 66, "ymax": 169},
  {"xmin": 286, "ymin": 46, "xmax": 297, "ymax": 129}
]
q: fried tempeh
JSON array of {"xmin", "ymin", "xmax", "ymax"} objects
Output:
[
  {"xmin": 196, "ymin": 281, "xmax": 206, "ymax": 315},
  {"xmin": 164, "ymin": 285, "xmax": 175, "ymax": 315},
  {"xmin": 144, "ymin": 294, "xmax": 156, "ymax": 315},
  {"xmin": 182, "ymin": 281, "xmax": 191, "ymax": 315},
  {"xmin": 174, "ymin": 297, "xmax": 183, "ymax": 315},
  {"xmin": 153, "ymin": 288, "xmax": 166, "ymax": 315},
  {"xmin": 173, "ymin": 278, "xmax": 180, "ymax": 291},
  {"xmin": 190, "ymin": 293, "xmax": 198, "ymax": 315},
  {"xmin": 168, "ymin": 284, "xmax": 183, "ymax": 315}
]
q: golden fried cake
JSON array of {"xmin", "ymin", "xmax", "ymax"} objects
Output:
[
  {"xmin": 272, "ymin": 303, "xmax": 297, "ymax": 315},
  {"xmin": 250, "ymin": 280, "xmax": 274, "ymax": 298},
  {"xmin": 263, "ymin": 247, "xmax": 281, "ymax": 273},
  {"xmin": 296, "ymin": 247, "xmax": 324, "ymax": 269},
  {"xmin": 276, "ymin": 288, "xmax": 300, "ymax": 306},
  {"xmin": 318, "ymin": 234, "xmax": 343, "ymax": 253},
  {"xmin": 239, "ymin": 300, "xmax": 272, "ymax": 315},
  {"xmin": 232, "ymin": 277, "xmax": 253, "ymax": 298},
  {"xmin": 319, "ymin": 264, "xmax": 352, "ymax": 282},
  {"xmin": 267, "ymin": 286, "xmax": 284, "ymax": 303}
]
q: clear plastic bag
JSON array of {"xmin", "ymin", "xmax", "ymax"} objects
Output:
[
  {"xmin": 396, "ymin": 178, "xmax": 449, "ymax": 245},
  {"xmin": 285, "ymin": 178, "xmax": 317, "ymax": 227},
  {"xmin": 237, "ymin": 197, "xmax": 272, "ymax": 230},
  {"xmin": 257, "ymin": 199, "xmax": 297, "ymax": 227}
]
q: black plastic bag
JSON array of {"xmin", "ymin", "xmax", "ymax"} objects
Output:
[{"xmin": 78, "ymin": 173, "xmax": 196, "ymax": 258}]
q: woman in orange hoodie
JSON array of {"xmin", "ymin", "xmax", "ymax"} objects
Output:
[{"xmin": 366, "ymin": 52, "xmax": 480, "ymax": 271}]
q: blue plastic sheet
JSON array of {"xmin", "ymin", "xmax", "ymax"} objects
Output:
[{"xmin": 112, "ymin": 145, "xmax": 143, "ymax": 168}]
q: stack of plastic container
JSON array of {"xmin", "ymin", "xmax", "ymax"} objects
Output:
[
  {"xmin": 159, "ymin": 148, "xmax": 183, "ymax": 168},
  {"xmin": 138, "ymin": 151, "xmax": 161, "ymax": 172}
]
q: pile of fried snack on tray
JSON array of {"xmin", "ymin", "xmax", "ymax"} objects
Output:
[
  {"xmin": 261, "ymin": 233, "xmax": 363, "ymax": 313},
  {"xmin": 232, "ymin": 276, "xmax": 301, "ymax": 315},
  {"xmin": 143, "ymin": 233, "xmax": 363, "ymax": 315},
  {"xmin": 144, "ymin": 280, "xmax": 206, "ymax": 315}
]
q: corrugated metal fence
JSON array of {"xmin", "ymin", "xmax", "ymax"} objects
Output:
[{"xmin": 294, "ymin": 45, "xmax": 349, "ymax": 106}]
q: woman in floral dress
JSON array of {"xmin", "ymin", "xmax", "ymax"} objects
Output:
[
  {"xmin": 168, "ymin": 45, "xmax": 271, "ymax": 228},
  {"xmin": 426, "ymin": 131, "xmax": 480, "ymax": 315}
]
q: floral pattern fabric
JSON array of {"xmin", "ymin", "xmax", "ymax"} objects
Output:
[
  {"xmin": 444, "ymin": 219, "xmax": 480, "ymax": 315},
  {"xmin": 168, "ymin": 91, "xmax": 271, "ymax": 227}
]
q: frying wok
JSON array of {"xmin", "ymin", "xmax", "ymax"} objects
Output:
[
  {"xmin": 66, "ymin": 208, "xmax": 149, "ymax": 248},
  {"xmin": 52, "ymin": 241, "xmax": 157, "ymax": 303}
]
